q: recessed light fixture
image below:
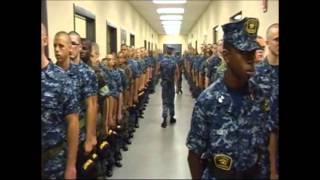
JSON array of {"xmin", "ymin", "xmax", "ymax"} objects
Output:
[
  {"xmin": 161, "ymin": 20, "xmax": 182, "ymax": 25},
  {"xmin": 157, "ymin": 8, "xmax": 184, "ymax": 14},
  {"xmin": 160, "ymin": 15, "xmax": 183, "ymax": 21},
  {"xmin": 153, "ymin": 0, "xmax": 186, "ymax": 4},
  {"xmin": 163, "ymin": 24, "xmax": 181, "ymax": 35}
]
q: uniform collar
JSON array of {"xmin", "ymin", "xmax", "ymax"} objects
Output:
[{"xmin": 43, "ymin": 62, "xmax": 64, "ymax": 80}]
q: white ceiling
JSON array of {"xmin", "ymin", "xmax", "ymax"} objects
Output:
[{"xmin": 129, "ymin": 0, "xmax": 211, "ymax": 35}]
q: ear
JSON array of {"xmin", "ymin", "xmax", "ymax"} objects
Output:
[
  {"xmin": 265, "ymin": 39, "xmax": 270, "ymax": 46},
  {"xmin": 68, "ymin": 43, "xmax": 73, "ymax": 55},
  {"xmin": 43, "ymin": 36, "xmax": 48, "ymax": 47}
]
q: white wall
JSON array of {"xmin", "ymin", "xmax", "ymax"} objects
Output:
[
  {"xmin": 187, "ymin": 0, "xmax": 279, "ymax": 52},
  {"xmin": 46, "ymin": 0, "xmax": 159, "ymax": 62}
]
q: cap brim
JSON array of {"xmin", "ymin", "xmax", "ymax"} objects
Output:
[{"xmin": 233, "ymin": 41, "xmax": 260, "ymax": 52}]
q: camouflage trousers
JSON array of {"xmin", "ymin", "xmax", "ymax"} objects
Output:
[
  {"xmin": 42, "ymin": 149, "xmax": 66, "ymax": 179},
  {"xmin": 161, "ymin": 80, "xmax": 175, "ymax": 119},
  {"xmin": 177, "ymin": 72, "xmax": 182, "ymax": 90}
]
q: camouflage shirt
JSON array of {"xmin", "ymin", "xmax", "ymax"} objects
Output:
[
  {"xmin": 186, "ymin": 76, "xmax": 275, "ymax": 178},
  {"xmin": 206, "ymin": 56, "xmax": 222, "ymax": 84},
  {"xmin": 252, "ymin": 58, "xmax": 279, "ymax": 130},
  {"xmin": 41, "ymin": 62, "xmax": 80, "ymax": 151},
  {"xmin": 160, "ymin": 55, "xmax": 177, "ymax": 82},
  {"xmin": 73, "ymin": 61, "xmax": 98, "ymax": 114}
]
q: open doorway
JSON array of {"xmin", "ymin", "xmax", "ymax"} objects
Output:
[
  {"xmin": 130, "ymin": 34, "xmax": 135, "ymax": 47},
  {"xmin": 195, "ymin": 40, "xmax": 198, "ymax": 53},
  {"xmin": 107, "ymin": 23, "xmax": 117, "ymax": 54},
  {"xmin": 212, "ymin": 25, "xmax": 219, "ymax": 44},
  {"xmin": 163, "ymin": 44, "xmax": 182, "ymax": 56},
  {"xmin": 73, "ymin": 4, "xmax": 96, "ymax": 42},
  {"xmin": 230, "ymin": 11, "xmax": 242, "ymax": 22},
  {"xmin": 121, "ymin": 29, "xmax": 127, "ymax": 45}
]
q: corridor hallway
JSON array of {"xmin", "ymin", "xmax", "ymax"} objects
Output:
[{"xmin": 111, "ymin": 78, "xmax": 194, "ymax": 179}]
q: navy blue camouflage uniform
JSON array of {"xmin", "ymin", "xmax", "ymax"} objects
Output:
[
  {"xmin": 42, "ymin": 62, "xmax": 80, "ymax": 179},
  {"xmin": 160, "ymin": 54, "xmax": 177, "ymax": 119},
  {"xmin": 252, "ymin": 58, "xmax": 279, "ymax": 172},
  {"xmin": 66, "ymin": 61, "xmax": 98, "ymax": 142},
  {"xmin": 186, "ymin": 17, "xmax": 275, "ymax": 179},
  {"xmin": 206, "ymin": 56, "xmax": 222, "ymax": 85},
  {"xmin": 252, "ymin": 59, "xmax": 279, "ymax": 129},
  {"xmin": 176, "ymin": 55, "xmax": 184, "ymax": 91}
]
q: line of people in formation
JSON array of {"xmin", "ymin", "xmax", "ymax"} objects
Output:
[
  {"xmin": 185, "ymin": 18, "xmax": 279, "ymax": 179},
  {"xmin": 41, "ymin": 17, "xmax": 278, "ymax": 179},
  {"xmin": 42, "ymin": 23, "xmax": 165, "ymax": 179},
  {"xmin": 183, "ymin": 36, "xmax": 266, "ymax": 100}
]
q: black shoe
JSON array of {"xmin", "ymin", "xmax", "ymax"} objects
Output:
[
  {"xmin": 115, "ymin": 161, "xmax": 122, "ymax": 167},
  {"xmin": 135, "ymin": 123, "xmax": 139, "ymax": 128},
  {"xmin": 106, "ymin": 169, "xmax": 113, "ymax": 177},
  {"xmin": 161, "ymin": 121, "xmax": 167, "ymax": 128},
  {"xmin": 116, "ymin": 152, "xmax": 122, "ymax": 161},
  {"xmin": 129, "ymin": 133, "xmax": 134, "ymax": 138},
  {"xmin": 170, "ymin": 117, "xmax": 176, "ymax": 124},
  {"xmin": 122, "ymin": 145, "xmax": 128, "ymax": 151},
  {"xmin": 126, "ymin": 139, "xmax": 132, "ymax": 144},
  {"xmin": 179, "ymin": 90, "xmax": 183, "ymax": 94}
]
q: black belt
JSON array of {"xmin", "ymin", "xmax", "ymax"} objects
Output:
[{"xmin": 207, "ymin": 154, "xmax": 261, "ymax": 179}]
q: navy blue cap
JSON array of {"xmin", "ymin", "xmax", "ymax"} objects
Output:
[{"xmin": 222, "ymin": 17, "xmax": 260, "ymax": 52}]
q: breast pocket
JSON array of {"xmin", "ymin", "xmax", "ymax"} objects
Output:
[{"xmin": 42, "ymin": 91, "xmax": 60, "ymax": 110}]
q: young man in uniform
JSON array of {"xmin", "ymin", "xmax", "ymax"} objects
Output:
[
  {"xmin": 42, "ymin": 26, "xmax": 80, "ymax": 179},
  {"xmin": 186, "ymin": 17, "xmax": 274, "ymax": 179},
  {"xmin": 158, "ymin": 45, "xmax": 179, "ymax": 128}
]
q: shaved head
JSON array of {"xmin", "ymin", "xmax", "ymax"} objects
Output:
[
  {"xmin": 266, "ymin": 23, "xmax": 279, "ymax": 40},
  {"xmin": 41, "ymin": 23, "xmax": 47, "ymax": 36},
  {"xmin": 55, "ymin": 31, "xmax": 71, "ymax": 45}
]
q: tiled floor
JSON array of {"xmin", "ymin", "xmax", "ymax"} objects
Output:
[{"xmin": 111, "ymin": 78, "xmax": 195, "ymax": 179}]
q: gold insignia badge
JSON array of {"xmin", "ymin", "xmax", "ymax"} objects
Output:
[
  {"xmin": 213, "ymin": 154, "xmax": 233, "ymax": 171},
  {"xmin": 245, "ymin": 18, "xmax": 259, "ymax": 35}
]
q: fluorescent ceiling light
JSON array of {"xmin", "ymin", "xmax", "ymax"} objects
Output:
[
  {"xmin": 164, "ymin": 27, "xmax": 180, "ymax": 31},
  {"xmin": 163, "ymin": 25, "xmax": 181, "ymax": 34},
  {"xmin": 153, "ymin": 0, "xmax": 186, "ymax": 4},
  {"xmin": 165, "ymin": 30, "xmax": 180, "ymax": 35},
  {"xmin": 160, "ymin": 15, "xmax": 183, "ymax": 21},
  {"xmin": 161, "ymin": 21, "xmax": 182, "ymax": 25},
  {"xmin": 163, "ymin": 25, "xmax": 180, "ymax": 29},
  {"xmin": 163, "ymin": 24, "xmax": 181, "ymax": 28},
  {"xmin": 157, "ymin": 8, "xmax": 184, "ymax": 14}
]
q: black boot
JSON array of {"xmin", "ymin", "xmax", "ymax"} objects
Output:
[
  {"xmin": 170, "ymin": 117, "xmax": 176, "ymax": 124},
  {"xmin": 106, "ymin": 166, "xmax": 113, "ymax": 177},
  {"xmin": 126, "ymin": 138, "xmax": 132, "ymax": 145},
  {"xmin": 115, "ymin": 152, "xmax": 122, "ymax": 161},
  {"xmin": 161, "ymin": 120, "xmax": 167, "ymax": 128},
  {"xmin": 135, "ymin": 123, "xmax": 139, "ymax": 128},
  {"xmin": 115, "ymin": 160, "xmax": 122, "ymax": 167},
  {"xmin": 122, "ymin": 144, "xmax": 128, "ymax": 151}
]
